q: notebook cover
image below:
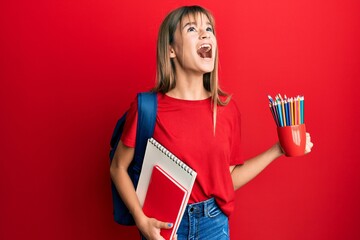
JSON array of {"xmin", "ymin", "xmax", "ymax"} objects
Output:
[{"xmin": 142, "ymin": 165, "xmax": 187, "ymax": 240}]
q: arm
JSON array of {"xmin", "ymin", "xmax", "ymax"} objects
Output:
[
  {"xmin": 110, "ymin": 141, "xmax": 173, "ymax": 240},
  {"xmin": 230, "ymin": 133, "xmax": 313, "ymax": 190},
  {"xmin": 230, "ymin": 143, "xmax": 283, "ymax": 190}
]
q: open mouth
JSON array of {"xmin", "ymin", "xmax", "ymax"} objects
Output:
[{"xmin": 197, "ymin": 44, "xmax": 212, "ymax": 59}]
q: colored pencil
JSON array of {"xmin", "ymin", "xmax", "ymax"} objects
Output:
[
  {"xmin": 285, "ymin": 100, "xmax": 291, "ymax": 126},
  {"xmin": 290, "ymin": 98, "xmax": 294, "ymax": 125},
  {"xmin": 300, "ymin": 96, "xmax": 304, "ymax": 124},
  {"xmin": 268, "ymin": 94, "xmax": 305, "ymax": 127},
  {"xmin": 275, "ymin": 101, "xmax": 284, "ymax": 127},
  {"xmin": 269, "ymin": 103, "xmax": 277, "ymax": 126}
]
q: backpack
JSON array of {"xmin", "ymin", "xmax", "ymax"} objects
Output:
[{"xmin": 109, "ymin": 92, "xmax": 158, "ymax": 225}]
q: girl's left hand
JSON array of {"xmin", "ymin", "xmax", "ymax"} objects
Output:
[{"xmin": 305, "ymin": 132, "xmax": 314, "ymax": 154}]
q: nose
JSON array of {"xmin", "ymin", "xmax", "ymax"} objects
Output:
[{"xmin": 199, "ymin": 30, "xmax": 210, "ymax": 39}]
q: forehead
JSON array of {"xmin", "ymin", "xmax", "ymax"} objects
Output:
[{"xmin": 179, "ymin": 12, "xmax": 212, "ymax": 27}]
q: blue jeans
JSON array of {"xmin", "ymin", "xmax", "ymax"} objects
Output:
[
  {"xmin": 141, "ymin": 198, "xmax": 229, "ymax": 240},
  {"xmin": 177, "ymin": 198, "xmax": 229, "ymax": 240}
]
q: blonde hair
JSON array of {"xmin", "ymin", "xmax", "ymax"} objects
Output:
[{"xmin": 153, "ymin": 5, "xmax": 230, "ymax": 131}]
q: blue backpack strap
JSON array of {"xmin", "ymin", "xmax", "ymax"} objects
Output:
[
  {"xmin": 112, "ymin": 91, "xmax": 157, "ymax": 225},
  {"xmin": 109, "ymin": 113, "xmax": 127, "ymax": 160},
  {"xmin": 130, "ymin": 91, "xmax": 158, "ymax": 182}
]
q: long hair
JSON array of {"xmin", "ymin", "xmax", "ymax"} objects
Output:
[{"xmin": 153, "ymin": 5, "xmax": 230, "ymax": 131}]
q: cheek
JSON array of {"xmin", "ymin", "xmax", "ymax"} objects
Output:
[
  {"xmin": 212, "ymin": 38, "xmax": 217, "ymax": 51},
  {"xmin": 179, "ymin": 42, "xmax": 194, "ymax": 58}
]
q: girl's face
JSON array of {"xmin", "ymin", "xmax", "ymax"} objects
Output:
[{"xmin": 170, "ymin": 13, "xmax": 217, "ymax": 76}]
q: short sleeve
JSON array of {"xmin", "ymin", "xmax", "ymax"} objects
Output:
[
  {"xmin": 120, "ymin": 97, "xmax": 138, "ymax": 148},
  {"xmin": 230, "ymin": 100, "xmax": 243, "ymax": 165}
]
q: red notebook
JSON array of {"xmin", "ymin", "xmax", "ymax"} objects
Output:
[{"xmin": 142, "ymin": 165, "xmax": 188, "ymax": 240}]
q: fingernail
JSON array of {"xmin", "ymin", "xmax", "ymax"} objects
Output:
[{"xmin": 168, "ymin": 223, "xmax": 173, "ymax": 228}]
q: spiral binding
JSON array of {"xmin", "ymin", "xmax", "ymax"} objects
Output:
[{"xmin": 148, "ymin": 138, "xmax": 195, "ymax": 176}]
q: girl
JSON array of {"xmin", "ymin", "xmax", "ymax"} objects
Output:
[{"xmin": 110, "ymin": 5, "xmax": 313, "ymax": 240}]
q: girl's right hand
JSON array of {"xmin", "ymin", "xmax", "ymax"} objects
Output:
[{"xmin": 136, "ymin": 216, "xmax": 174, "ymax": 240}]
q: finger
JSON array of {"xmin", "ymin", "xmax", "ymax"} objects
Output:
[
  {"xmin": 155, "ymin": 220, "xmax": 173, "ymax": 230},
  {"xmin": 306, "ymin": 134, "xmax": 311, "ymax": 141},
  {"xmin": 164, "ymin": 222, "xmax": 173, "ymax": 229},
  {"xmin": 305, "ymin": 142, "xmax": 314, "ymax": 153}
]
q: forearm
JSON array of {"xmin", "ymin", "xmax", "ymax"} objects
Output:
[
  {"xmin": 109, "ymin": 142, "xmax": 146, "ymax": 225},
  {"xmin": 110, "ymin": 164, "xmax": 146, "ymax": 223},
  {"xmin": 110, "ymin": 142, "xmax": 174, "ymax": 239},
  {"xmin": 231, "ymin": 143, "xmax": 283, "ymax": 190}
]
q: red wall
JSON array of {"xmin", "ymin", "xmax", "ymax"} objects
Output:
[{"xmin": 1, "ymin": 0, "xmax": 359, "ymax": 239}]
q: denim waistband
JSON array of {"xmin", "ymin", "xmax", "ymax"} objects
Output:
[{"xmin": 185, "ymin": 198, "xmax": 217, "ymax": 217}]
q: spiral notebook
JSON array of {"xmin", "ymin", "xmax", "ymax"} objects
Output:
[
  {"xmin": 142, "ymin": 165, "xmax": 187, "ymax": 240},
  {"xmin": 136, "ymin": 138, "xmax": 197, "ymax": 240}
]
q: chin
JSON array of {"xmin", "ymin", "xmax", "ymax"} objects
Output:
[
  {"xmin": 202, "ymin": 68, "xmax": 214, "ymax": 74},
  {"xmin": 200, "ymin": 62, "xmax": 215, "ymax": 73}
]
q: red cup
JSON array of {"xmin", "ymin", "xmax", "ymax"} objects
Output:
[{"xmin": 277, "ymin": 124, "xmax": 306, "ymax": 157}]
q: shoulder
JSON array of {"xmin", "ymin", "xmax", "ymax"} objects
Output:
[
  {"xmin": 128, "ymin": 95, "xmax": 139, "ymax": 111},
  {"xmin": 219, "ymin": 95, "xmax": 241, "ymax": 115},
  {"xmin": 219, "ymin": 96, "xmax": 242, "ymax": 128}
]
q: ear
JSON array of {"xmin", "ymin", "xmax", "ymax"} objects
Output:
[{"xmin": 169, "ymin": 46, "xmax": 176, "ymax": 58}]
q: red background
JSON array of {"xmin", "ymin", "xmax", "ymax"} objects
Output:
[{"xmin": 1, "ymin": 0, "xmax": 359, "ymax": 239}]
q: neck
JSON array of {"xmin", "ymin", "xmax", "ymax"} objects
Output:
[{"xmin": 167, "ymin": 73, "xmax": 210, "ymax": 100}]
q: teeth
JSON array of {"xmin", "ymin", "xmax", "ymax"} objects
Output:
[{"xmin": 198, "ymin": 44, "xmax": 211, "ymax": 52}]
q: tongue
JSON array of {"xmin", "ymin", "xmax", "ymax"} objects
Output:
[{"xmin": 197, "ymin": 47, "xmax": 211, "ymax": 58}]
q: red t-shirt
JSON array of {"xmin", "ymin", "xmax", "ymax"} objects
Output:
[{"xmin": 121, "ymin": 93, "xmax": 243, "ymax": 216}]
